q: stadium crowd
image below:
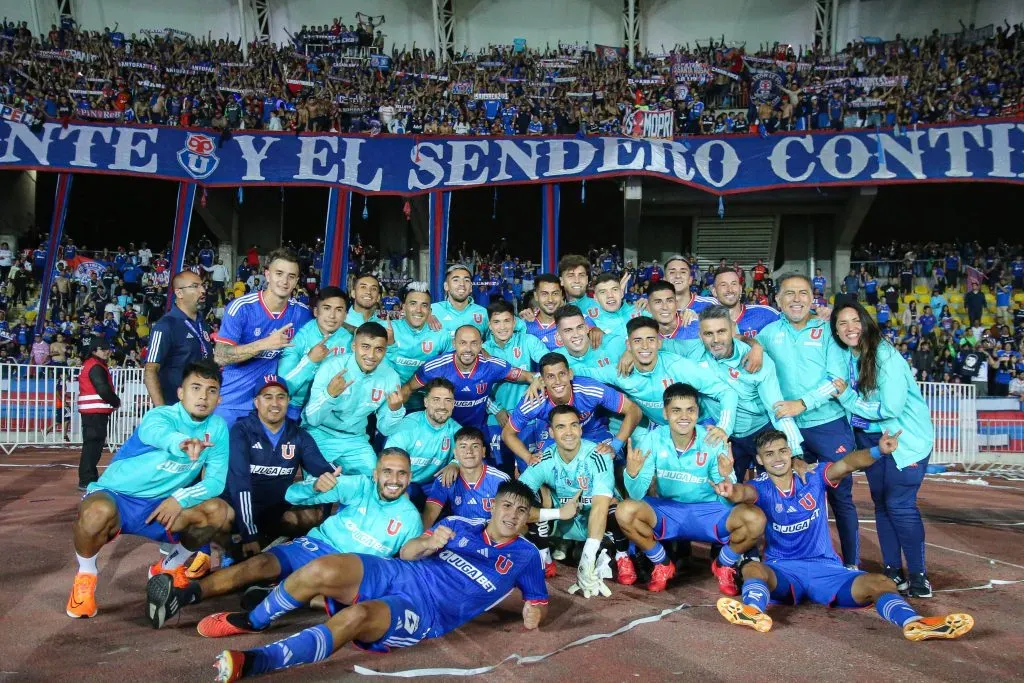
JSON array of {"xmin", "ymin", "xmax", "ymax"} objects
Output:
[{"xmin": 0, "ymin": 15, "xmax": 1021, "ymax": 137}]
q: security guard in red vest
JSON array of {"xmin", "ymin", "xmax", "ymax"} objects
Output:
[{"xmin": 78, "ymin": 338, "xmax": 120, "ymax": 489}]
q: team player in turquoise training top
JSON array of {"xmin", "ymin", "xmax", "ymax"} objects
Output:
[
  {"xmin": 145, "ymin": 448, "xmax": 422, "ymax": 630},
  {"xmin": 383, "ymin": 378, "xmax": 461, "ymax": 507},
  {"xmin": 214, "ymin": 248, "xmax": 312, "ymax": 425},
  {"xmin": 302, "ymin": 322, "xmax": 405, "ymax": 475},
  {"xmin": 518, "ymin": 405, "xmax": 626, "ymax": 598},
  {"xmin": 384, "ymin": 283, "xmax": 452, "ymax": 392},
  {"xmin": 615, "ymin": 383, "xmax": 767, "ymax": 594},
  {"xmin": 277, "ymin": 286, "xmax": 351, "ymax": 414},
  {"xmin": 585, "ymin": 272, "xmax": 637, "ymax": 336},
  {"xmin": 203, "ymin": 480, "xmax": 548, "ymax": 681},
  {"xmin": 830, "ymin": 302, "xmax": 937, "ymax": 598},
  {"xmin": 431, "ymin": 264, "xmax": 490, "ymax": 338},
  {"xmin": 66, "ymin": 360, "xmax": 234, "ymax": 619},
  {"xmin": 712, "ymin": 429, "xmax": 974, "ymax": 642}
]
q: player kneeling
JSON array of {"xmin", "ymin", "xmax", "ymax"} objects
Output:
[
  {"xmin": 207, "ymin": 481, "xmax": 548, "ymax": 681},
  {"xmin": 712, "ymin": 429, "xmax": 974, "ymax": 641},
  {"xmin": 67, "ymin": 360, "xmax": 234, "ymax": 619},
  {"xmin": 615, "ymin": 383, "xmax": 766, "ymax": 593}
]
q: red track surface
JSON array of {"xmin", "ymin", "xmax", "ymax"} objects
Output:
[{"xmin": 1, "ymin": 450, "xmax": 1022, "ymax": 682}]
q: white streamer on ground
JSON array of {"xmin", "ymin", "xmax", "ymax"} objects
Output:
[{"xmin": 353, "ymin": 602, "xmax": 711, "ymax": 677}]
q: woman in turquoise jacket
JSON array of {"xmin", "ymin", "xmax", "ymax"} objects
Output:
[{"xmin": 830, "ymin": 302, "xmax": 935, "ymax": 599}]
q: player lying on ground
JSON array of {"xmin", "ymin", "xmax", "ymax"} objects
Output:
[
  {"xmin": 146, "ymin": 449, "xmax": 421, "ymax": 629},
  {"xmin": 615, "ymin": 383, "xmax": 766, "ymax": 593},
  {"xmin": 205, "ymin": 480, "xmax": 549, "ymax": 681},
  {"xmin": 712, "ymin": 428, "xmax": 974, "ymax": 641},
  {"xmin": 67, "ymin": 360, "xmax": 234, "ymax": 619}
]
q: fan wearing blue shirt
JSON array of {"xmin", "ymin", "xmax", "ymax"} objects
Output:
[
  {"xmin": 201, "ymin": 481, "xmax": 549, "ymax": 679},
  {"xmin": 712, "ymin": 429, "xmax": 974, "ymax": 643}
]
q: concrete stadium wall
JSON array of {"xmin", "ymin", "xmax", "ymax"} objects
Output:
[
  {"xmin": 645, "ymin": 0, "xmax": 816, "ymax": 53},
  {"xmin": 269, "ymin": 0, "xmax": 433, "ymax": 50},
  {"xmin": 39, "ymin": 0, "xmax": 244, "ymax": 42},
  {"xmin": 453, "ymin": 0, "xmax": 620, "ymax": 52},
  {"xmin": 836, "ymin": 0, "xmax": 1024, "ymax": 46}
]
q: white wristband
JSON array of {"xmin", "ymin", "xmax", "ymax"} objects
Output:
[{"xmin": 538, "ymin": 508, "xmax": 560, "ymax": 522}]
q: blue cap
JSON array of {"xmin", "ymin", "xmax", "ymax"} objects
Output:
[{"xmin": 254, "ymin": 374, "xmax": 288, "ymax": 398}]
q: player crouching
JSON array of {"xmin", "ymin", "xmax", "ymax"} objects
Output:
[
  {"xmin": 712, "ymin": 429, "xmax": 973, "ymax": 641},
  {"xmin": 67, "ymin": 360, "xmax": 234, "ymax": 619},
  {"xmin": 207, "ymin": 481, "xmax": 548, "ymax": 681}
]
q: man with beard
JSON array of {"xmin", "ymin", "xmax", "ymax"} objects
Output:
[
  {"xmin": 710, "ymin": 268, "xmax": 781, "ymax": 337},
  {"xmin": 344, "ymin": 274, "xmax": 385, "ymax": 328},
  {"xmin": 384, "ymin": 284, "xmax": 452, "ymax": 405},
  {"xmin": 431, "ymin": 264, "xmax": 489, "ymax": 338},
  {"xmin": 524, "ymin": 274, "xmax": 566, "ymax": 350},
  {"xmin": 145, "ymin": 449, "xmax": 422, "ymax": 630}
]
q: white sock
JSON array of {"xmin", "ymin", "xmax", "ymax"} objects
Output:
[
  {"xmin": 162, "ymin": 544, "xmax": 190, "ymax": 570},
  {"xmin": 541, "ymin": 547, "xmax": 552, "ymax": 564},
  {"xmin": 76, "ymin": 553, "xmax": 98, "ymax": 575}
]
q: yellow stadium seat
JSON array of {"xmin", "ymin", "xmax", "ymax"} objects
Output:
[
  {"xmin": 24, "ymin": 310, "xmax": 36, "ymax": 323},
  {"xmin": 138, "ymin": 315, "xmax": 148, "ymax": 326},
  {"xmin": 916, "ymin": 293, "xmax": 931, "ymax": 305},
  {"xmin": 914, "ymin": 285, "xmax": 929, "ymax": 295},
  {"xmin": 138, "ymin": 325, "xmax": 149, "ymax": 338},
  {"xmin": 1014, "ymin": 292, "xmax": 1024, "ymax": 303},
  {"xmin": 981, "ymin": 316, "xmax": 995, "ymax": 326},
  {"xmin": 864, "ymin": 305, "xmax": 876, "ymax": 317},
  {"xmin": 948, "ymin": 293, "xmax": 963, "ymax": 304}
]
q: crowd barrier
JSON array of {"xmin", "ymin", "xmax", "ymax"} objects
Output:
[
  {"xmin": 0, "ymin": 366, "xmax": 1004, "ymax": 469},
  {"xmin": 0, "ymin": 364, "xmax": 151, "ymax": 454}
]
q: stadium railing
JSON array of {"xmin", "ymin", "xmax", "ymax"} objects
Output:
[{"xmin": 0, "ymin": 364, "xmax": 151, "ymax": 454}]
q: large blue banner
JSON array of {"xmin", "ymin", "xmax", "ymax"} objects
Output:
[{"xmin": 0, "ymin": 120, "xmax": 1021, "ymax": 195}]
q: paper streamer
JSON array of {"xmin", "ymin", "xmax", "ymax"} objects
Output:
[{"xmin": 354, "ymin": 602, "xmax": 705, "ymax": 677}]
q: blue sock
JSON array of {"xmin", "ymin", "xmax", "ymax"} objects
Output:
[
  {"xmin": 717, "ymin": 545, "xmax": 740, "ymax": 567},
  {"xmin": 741, "ymin": 579, "xmax": 769, "ymax": 613},
  {"xmin": 248, "ymin": 583, "xmax": 304, "ymax": 631},
  {"xmin": 247, "ymin": 624, "xmax": 334, "ymax": 675},
  {"xmin": 875, "ymin": 592, "xmax": 921, "ymax": 629},
  {"xmin": 200, "ymin": 543, "xmax": 211, "ymax": 554},
  {"xmin": 644, "ymin": 542, "xmax": 667, "ymax": 565}
]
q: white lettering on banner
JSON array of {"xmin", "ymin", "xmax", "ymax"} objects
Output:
[
  {"xmin": 645, "ymin": 139, "xmax": 696, "ymax": 181},
  {"xmin": 870, "ymin": 131, "xmax": 927, "ymax": 180},
  {"xmin": 986, "ymin": 123, "xmax": 1018, "ymax": 179},
  {"xmin": 234, "ymin": 135, "xmax": 279, "ymax": 180},
  {"xmin": 596, "ymin": 138, "xmax": 646, "ymax": 173},
  {"xmin": 0, "ymin": 121, "xmax": 57, "ymax": 165},
  {"xmin": 59, "ymin": 125, "xmax": 112, "ymax": 169},
  {"xmin": 492, "ymin": 139, "xmax": 542, "ymax": 181},
  {"xmin": 693, "ymin": 140, "xmax": 740, "ymax": 188},
  {"xmin": 818, "ymin": 135, "xmax": 871, "ymax": 180},
  {"xmin": 543, "ymin": 139, "xmax": 596, "ymax": 177},
  {"xmin": 928, "ymin": 125, "xmax": 985, "ymax": 178},
  {"xmin": 768, "ymin": 136, "xmax": 816, "ymax": 182},
  {"xmin": 294, "ymin": 137, "xmax": 383, "ymax": 190},
  {"xmin": 408, "ymin": 142, "xmax": 445, "ymax": 190},
  {"xmin": 110, "ymin": 127, "xmax": 159, "ymax": 173},
  {"xmin": 448, "ymin": 140, "xmax": 490, "ymax": 186}
]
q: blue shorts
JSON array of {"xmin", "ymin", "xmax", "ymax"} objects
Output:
[
  {"xmin": 646, "ymin": 498, "xmax": 733, "ymax": 544},
  {"xmin": 765, "ymin": 558, "xmax": 866, "ymax": 608},
  {"xmin": 352, "ymin": 554, "xmax": 436, "ymax": 652},
  {"xmin": 267, "ymin": 535, "xmax": 340, "ymax": 579},
  {"xmin": 89, "ymin": 489, "xmax": 180, "ymax": 543}
]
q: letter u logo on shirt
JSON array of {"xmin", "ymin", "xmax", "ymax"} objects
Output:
[
  {"xmin": 473, "ymin": 313, "xmax": 483, "ymax": 323},
  {"xmin": 482, "ymin": 497, "xmax": 493, "ymax": 511},
  {"xmin": 386, "ymin": 519, "xmax": 402, "ymax": 536},
  {"xmin": 281, "ymin": 444, "xmax": 296, "ymax": 460},
  {"xmin": 577, "ymin": 475, "xmax": 590, "ymax": 489},
  {"xmin": 371, "ymin": 388, "xmax": 384, "ymax": 402},
  {"xmin": 799, "ymin": 492, "xmax": 816, "ymax": 511},
  {"xmin": 810, "ymin": 328, "xmax": 823, "ymax": 340},
  {"xmin": 422, "ymin": 341, "xmax": 434, "ymax": 353},
  {"xmin": 695, "ymin": 451, "xmax": 707, "ymax": 466},
  {"xmin": 494, "ymin": 555, "xmax": 513, "ymax": 575}
]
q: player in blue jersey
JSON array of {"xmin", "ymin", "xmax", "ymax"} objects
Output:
[
  {"xmin": 214, "ymin": 248, "xmax": 312, "ymax": 426},
  {"xmin": 67, "ymin": 360, "xmax": 234, "ymax": 619},
  {"xmin": 757, "ymin": 273, "xmax": 860, "ymax": 568},
  {"xmin": 145, "ymin": 448, "xmax": 421, "ymax": 630},
  {"xmin": 277, "ymin": 287, "xmax": 350, "ymax": 414},
  {"xmin": 711, "ymin": 429, "xmax": 974, "ymax": 642},
  {"xmin": 710, "ymin": 267, "xmax": 781, "ymax": 337},
  {"xmin": 204, "ymin": 481, "xmax": 548, "ymax": 680},
  {"xmin": 615, "ymin": 384, "xmax": 767, "ymax": 593},
  {"xmin": 523, "ymin": 273, "xmax": 565, "ymax": 350},
  {"xmin": 223, "ymin": 377, "xmax": 334, "ymax": 560},
  {"xmin": 664, "ymin": 255, "xmax": 716, "ymax": 317},
  {"xmin": 503, "ymin": 352, "xmax": 641, "ymax": 470},
  {"xmin": 390, "ymin": 325, "xmax": 535, "ymax": 432},
  {"xmin": 422, "ymin": 426, "xmax": 510, "ymax": 527},
  {"xmin": 383, "ymin": 378, "xmax": 460, "ymax": 507}
]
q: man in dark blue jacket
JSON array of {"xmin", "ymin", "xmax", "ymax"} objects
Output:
[{"xmin": 224, "ymin": 376, "xmax": 334, "ymax": 559}]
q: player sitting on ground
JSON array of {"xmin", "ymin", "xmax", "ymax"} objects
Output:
[
  {"xmin": 205, "ymin": 481, "xmax": 549, "ymax": 681},
  {"xmin": 146, "ymin": 448, "xmax": 422, "ymax": 629},
  {"xmin": 615, "ymin": 383, "xmax": 767, "ymax": 593},
  {"xmin": 518, "ymin": 404, "xmax": 628, "ymax": 596},
  {"xmin": 712, "ymin": 429, "xmax": 974, "ymax": 641},
  {"xmin": 223, "ymin": 376, "xmax": 334, "ymax": 560},
  {"xmin": 67, "ymin": 359, "xmax": 234, "ymax": 619}
]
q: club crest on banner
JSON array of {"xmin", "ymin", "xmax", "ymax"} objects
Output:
[
  {"xmin": 177, "ymin": 133, "xmax": 220, "ymax": 180},
  {"xmin": 751, "ymin": 71, "xmax": 783, "ymax": 106}
]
